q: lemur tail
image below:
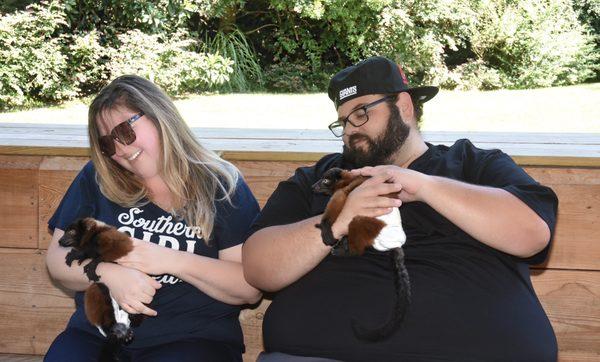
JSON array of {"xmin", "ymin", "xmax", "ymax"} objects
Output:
[
  {"xmin": 351, "ymin": 247, "xmax": 411, "ymax": 341},
  {"xmin": 98, "ymin": 334, "xmax": 123, "ymax": 362}
]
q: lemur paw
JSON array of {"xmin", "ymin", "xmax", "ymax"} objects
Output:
[{"xmin": 83, "ymin": 263, "xmax": 100, "ymax": 282}]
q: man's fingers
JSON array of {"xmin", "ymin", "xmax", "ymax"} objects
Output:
[
  {"xmin": 363, "ymin": 208, "xmax": 394, "ymax": 218},
  {"xmin": 365, "ymin": 196, "xmax": 402, "ymax": 209},
  {"xmin": 359, "ymin": 171, "xmax": 394, "ymax": 189}
]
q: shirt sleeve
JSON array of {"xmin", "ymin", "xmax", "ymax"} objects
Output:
[
  {"xmin": 471, "ymin": 148, "xmax": 559, "ymax": 265},
  {"xmin": 48, "ymin": 161, "xmax": 97, "ymax": 233},
  {"xmin": 212, "ymin": 177, "xmax": 260, "ymax": 250},
  {"xmin": 245, "ymin": 167, "xmax": 314, "ymax": 240}
]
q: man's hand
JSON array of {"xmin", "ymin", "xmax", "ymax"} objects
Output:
[
  {"xmin": 331, "ymin": 171, "xmax": 403, "ymax": 238},
  {"xmin": 350, "ymin": 165, "xmax": 432, "ymax": 203}
]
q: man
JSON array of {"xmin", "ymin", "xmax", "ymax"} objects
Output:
[{"xmin": 243, "ymin": 56, "xmax": 558, "ymax": 361}]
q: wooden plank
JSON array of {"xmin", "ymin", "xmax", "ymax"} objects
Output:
[
  {"xmin": 1, "ymin": 123, "xmax": 599, "ymax": 165},
  {"xmin": 525, "ymin": 167, "xmax": 600, "ymax": 186},
  {"xmin": 232, "ymin": 161, "xmax": 309, "ymax": 207},
  {"xmin": 0, "ymin": 166, "xmax": 39, "ymax": 249},
  {"xmin": 2, "ymin": 136, "xmax": 599, "ymax": 158},
  {"xmin": 38, "ymin": 157, "xmax": 86, "ymax": 249},
  {"xmin": 2, "ymin": 124, "xmax": 599, "ymax": 145},
  {"xmin": 531, "ymin": 269, "xmax": 600, "ymax": 361},
  {"xmin": 0, "ymin": 354, "xmax": 42, "ymax": 362},
  {"xmin": 524, "ymin": 167, "xmax": 600, "ymax": 270},
  {"xmin": 240, "ymin": 299, "xmax": 270, "ymax": 362},
  {"xmin": 0, "ymin": 250, "xmax": 74, "ymax": 355}
]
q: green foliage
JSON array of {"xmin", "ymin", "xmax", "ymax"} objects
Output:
[
  {"xmin": 106, "ymin": 29, "xmax": 233, "ymax": 94},
  {"xmin": 1, "ymin": 0, "xmax": 599, "ymax": 111},
  {"xmin": 65, "ymin": 30, "xmax": 110, "ymax": 95},
  {"xmin": 471, "ymin": 0, "xmax": 598, "ymax": 88},
  {"xmin": 263, "ymin": 62, "xmax": 332, "ymax": 92},
  {"xmin": 0, "ymin": 0, "xmax": 37, "ymax": 13},
  {"xmin": 0, "ymin": 2, "xmax": 76, "ymax": 109},
  {"xmin": 62, "ymin": 0, "xmax": 198, "ymax": 35},
  {"xmin": 573, "ymin": 0, "xmax": 600, "ymax": 80},
  {"xmin": 201, "ymin": 27, "xmax": 263, "ymax": 91},
  {"xmin": 442, "ymin": 60, "xmax": 503, "ymax": 90}
]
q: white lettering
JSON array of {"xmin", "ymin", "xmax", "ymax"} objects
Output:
[
  {"xmin": 339, "ymin": 85, "xmax": 357, "ymax": 100},
  {"xmin": 158, "ymin": 235, "xmax": 180, "ymax": 250},
  {"xmin": 185, "ymin": 239, "xmax": 197, "ymax": 253}
]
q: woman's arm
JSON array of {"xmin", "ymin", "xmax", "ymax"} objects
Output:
[
  {"xmin": 46, "ymin": 228, "xmax": 161, "ymax": 316},
  {"xmin": 46, "ymin": 228, "xmax": 98, "ymax": 291},
  {"xmin": 117, "ymin": 240, "xmax": 262, "ymax": 305}
]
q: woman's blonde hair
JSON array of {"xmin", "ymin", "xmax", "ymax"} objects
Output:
[{"xmin": 88, "ymin": 75, "xmax": 239, "ymax": 240}]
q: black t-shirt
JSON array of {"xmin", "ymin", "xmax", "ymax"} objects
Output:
[
  {"xmin": 49, "ymin": 161, "xmax": 260, "ymax": 350},
  {"xmin": 248, "ymin": 139, "xmax": 558, "ymax": 362}
]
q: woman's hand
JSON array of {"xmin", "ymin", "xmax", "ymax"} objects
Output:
[
  {"xmin": 350, "ymin": 165, "xmax": 432, "ymax": 203},
  {"xmin": 97, "ymin": 262, "xmax": 161, "ymax": 316},
  {"xmin": 116, "ymin": 238, "xmax": 178, "ymax": 275}
]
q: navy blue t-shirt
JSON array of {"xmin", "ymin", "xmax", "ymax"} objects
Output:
[
  {"xmin": 249, "ymin": 139, "xmax": 559, "ymax": 362},
  {"xmin": 49, "ymin": 161, "xmax": 259, "ymax": 351}
]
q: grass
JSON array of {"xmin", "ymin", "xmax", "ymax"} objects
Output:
[{"xmin": 0, "ymin": 83, "xmax": 598, "ymax": 133}]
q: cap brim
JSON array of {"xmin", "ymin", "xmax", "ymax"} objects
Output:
[{"xmin": 404, "ymin": 86, "xmax": 439, "ymax": 103}]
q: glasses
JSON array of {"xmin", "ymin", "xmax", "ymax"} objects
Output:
[
  {"xmin": 98, "ymin": 112, "xmax": 144, "ymax": 157},
  {"xmin": 328, "ymin": 96, "xmax": 392, "ymax": 137}
]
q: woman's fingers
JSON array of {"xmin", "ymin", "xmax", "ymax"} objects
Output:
[{"xmin": 129, "ymin": 300, "xmax": 157, "ymax": 316}]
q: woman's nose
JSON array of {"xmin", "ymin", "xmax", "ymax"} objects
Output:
[{"xmin": 112, "ymin": 141, "xmax": 130, "ymax": 158}]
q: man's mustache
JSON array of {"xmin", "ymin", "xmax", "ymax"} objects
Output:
[{"xmin": 348, "ymin": 134, "xmax": 372, "ymax": 148}]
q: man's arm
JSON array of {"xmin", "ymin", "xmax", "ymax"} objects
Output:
[
  {"xmin": 243, "ymin": 172, "xmax": 403, "ymax": 292},
  {"xmin": 242, "ymin": 215, "xmax": 331, "ymax": 292},
  {"xmin": 421, "ymin": 175, "xmax": 551, "ymax": 258},
  {"xmin": 353, "ymin": 166, "xmax": 551, "ymax": 258}
]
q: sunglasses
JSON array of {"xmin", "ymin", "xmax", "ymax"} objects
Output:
[{"xmin": 98, "ymin": 112, "xmax": 144, "ymax": 157}]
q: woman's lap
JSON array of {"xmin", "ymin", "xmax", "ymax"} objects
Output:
[{"xmin": 44, "ymin": 327, "xmax": 241, "ymax": 362}]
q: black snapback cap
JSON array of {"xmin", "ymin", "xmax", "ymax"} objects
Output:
[{"xmin": 328, "ymin": 56, "xmax": 439, "ymax": 109}]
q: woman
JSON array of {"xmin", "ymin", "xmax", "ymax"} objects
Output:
[{"xmin": 45, "ymin": 75, "xmax": 261, "ymax": 361}]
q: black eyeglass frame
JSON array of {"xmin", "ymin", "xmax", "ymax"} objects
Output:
[
  {"xmin": 98, "ymin": 111, "xmax": 145, "ymax": 156},
  {"xmin": 327, "ymin": 96, "xmax": 393, "ymax": 137}
]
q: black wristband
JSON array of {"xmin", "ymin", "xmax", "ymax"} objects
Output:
[{"xmin": 330, "ymin": 236, "xmax": 349, "ymax": 256}]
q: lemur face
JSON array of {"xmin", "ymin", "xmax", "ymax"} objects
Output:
[
  {"xmin": 312, "ymin": 167, "xmax": 344, "ymax": 195},
  {"xmin": 58, "ymin": 217, "xmax": 99, "ymax": 248}
]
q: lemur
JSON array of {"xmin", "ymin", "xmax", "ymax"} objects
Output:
[
  {"xmin": 312, "ymin": 167, "xmax": 411, "ymax": 342},
  {"xmin": 59, "ymin": 217, "xmax": 145, "ymax": 361}
]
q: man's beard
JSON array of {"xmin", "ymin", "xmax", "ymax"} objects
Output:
[{"xmin": 342, "ymin": 103, "xmax": 410, "ymax": 167}]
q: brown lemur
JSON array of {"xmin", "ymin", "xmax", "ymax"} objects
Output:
[{"xmin": 312, "ymin": 167, "xmax": 410, "ymax": 342}]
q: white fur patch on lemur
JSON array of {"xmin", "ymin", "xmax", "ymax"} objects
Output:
[
  {"xmin": 373, "ymin": 208, "xmax": 406, "ymax": 251},
  {"xmin": 95, "ymin": 293, "xmax": 131, "ymax": 338}
]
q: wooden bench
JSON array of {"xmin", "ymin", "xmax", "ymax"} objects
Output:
[{"xmin": 0, "ymin": 124, "xmax": 599, "ymax": 361}]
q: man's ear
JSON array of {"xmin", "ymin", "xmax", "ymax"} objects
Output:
[{"xmin": 397, "ymin": 92, "xmax": 415, "ymax": 125}]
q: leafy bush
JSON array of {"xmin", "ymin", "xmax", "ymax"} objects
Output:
[
  {"xmin": 106, "ymin": 29, "xmax": 234, "ymax": 94},
  {"xmin": 201, "ymin": 28, "xmax": 264, "ymax": 92},
  {"xmin": 65, "ymin": 30, "xmax": 110, "ymax": 95},
  {"xmin": 470, "ymin": 0, "xmax": 598, "ymax": 88},
  {"xmin": 263, "ymin": 62, "xmax": 332, "ymax": 92},
  {"xmin": 442, "ymin": 60, "xmax": 503, "ymax": 90},
  {"xmin": 0, "ymin": 2, "xmax": 76, "ymax": 110}
]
